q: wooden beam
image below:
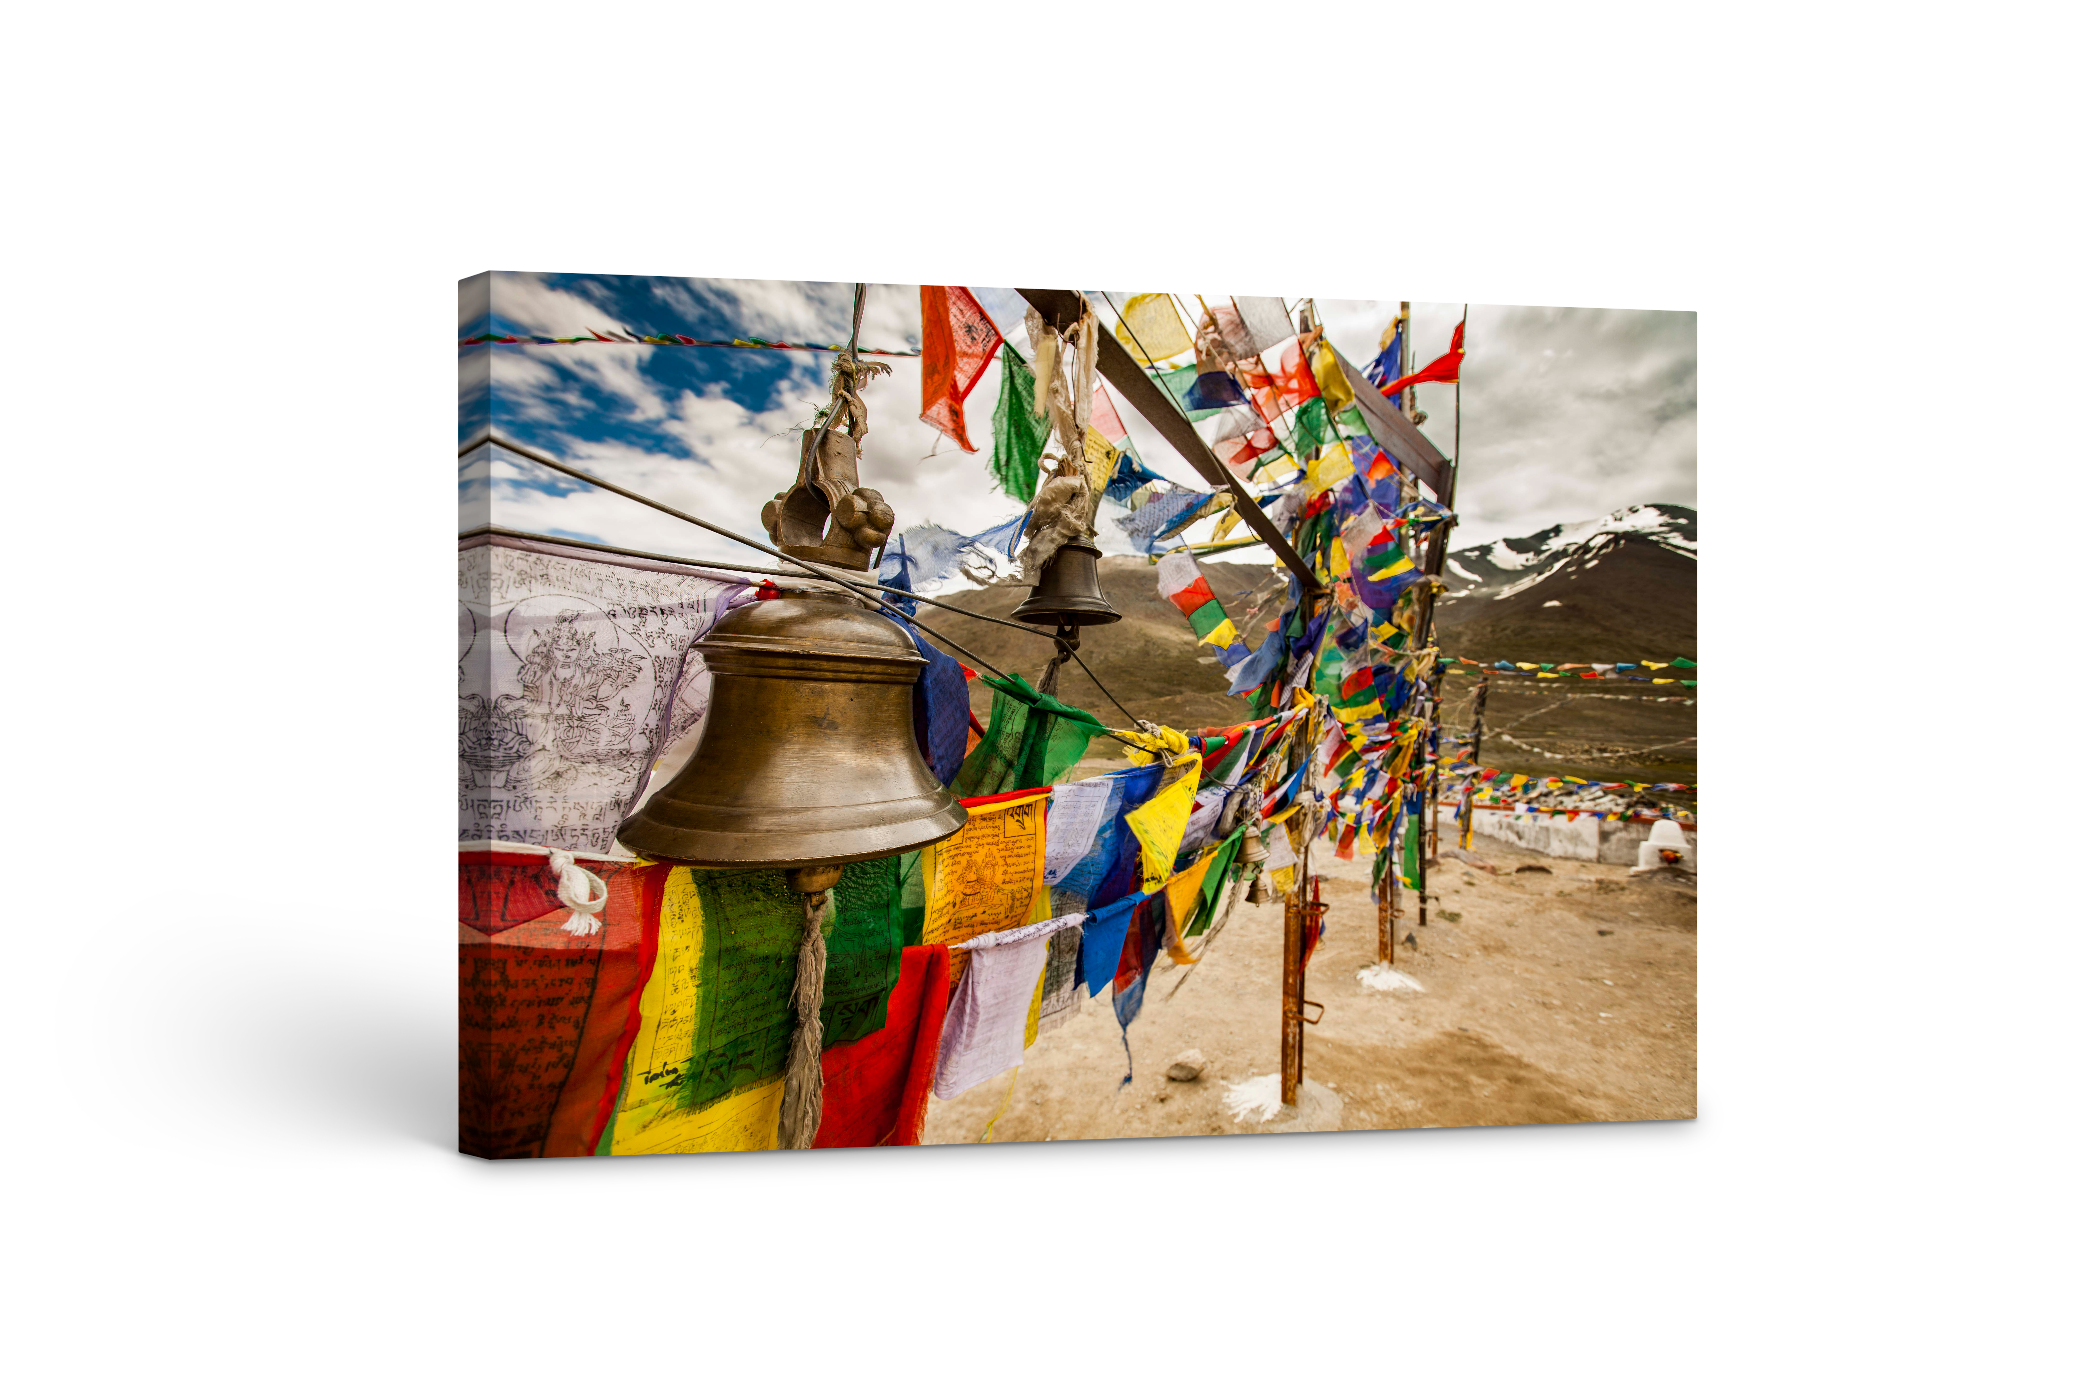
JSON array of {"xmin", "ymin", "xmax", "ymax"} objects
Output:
[
  {"xmin": 1331, "ymin": 352, "xmax": 1455, "ymax": 502},
  {"xmin": 1014, "ymin": 288, "xmax": 1320, "ymax": 589}
]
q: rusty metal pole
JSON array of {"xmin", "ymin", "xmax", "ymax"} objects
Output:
[{"xmin": 1281, "ymin": 879, "xmax": 1303, "ymax": 1107}]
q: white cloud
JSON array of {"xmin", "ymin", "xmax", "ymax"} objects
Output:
[{"xmin": 465, "ymin": 277, "xmax": 1693, "ymax": 571}]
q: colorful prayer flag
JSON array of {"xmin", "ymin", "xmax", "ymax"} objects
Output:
[
  {"xmin": 919, "ymin": 285, "xmax": 1001, "ymax": 452},
  {"xmin": 1112, "ymin": 292, "xmax": 1196, "ymax": 364},
  {"xmin": 990, "ymin": 343, "xmax": 1049, "ymax": 503},
  {"xmin": 1380, "ymin": 319, "xmax": 1465, "ymax": 396}
]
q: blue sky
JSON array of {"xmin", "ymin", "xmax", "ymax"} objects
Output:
[{"xmin": 459, "ymin": 273, "xmax": 1695, "ymax": 565}]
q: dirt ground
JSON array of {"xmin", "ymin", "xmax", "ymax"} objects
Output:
[{"xmin": 922, "ymin": 817, "xmax": 1697, "ymax": 1144}]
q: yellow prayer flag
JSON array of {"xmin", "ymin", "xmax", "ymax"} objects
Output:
[
  {"xmin": 1310, "ymin": 340, "xmax": 1355, "ymax": 412},
  {"xmin": 1304, "ymin": 440, "xmax": 1354, "ymax": 495},
  {"xmin": 1082, "ymin": 424, "xmax": 1120, "ymax": 494},
  {"xmin": 1199, "ymin": 616, "xmax": 1239, "ymax": 648},
  {"xmin": 1160, "ymin": 846, "xmax": 1223, "ymax": 965},
  {"xmin": 1112, "ymin": 292, "xmax": 1195, "ymax": 364},
  {"xmin": 1126, "ymin": 756, "xmax": 1202, "ymax": 892},
  {"xmin": 920, "ymin": 793, "xmax": 1048, "ymax": 949},
  {"xmin": 1022, "ymin": 961, "xmax": 1047, "ymax": 1049}
]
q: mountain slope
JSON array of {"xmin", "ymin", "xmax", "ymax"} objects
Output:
[
  {"xmin": 1436, "ymin": 504, "xmax": 1696, "ymax": 662},
  {"xmin": 1443, "ymin": 504, "xmax": 1695, "ymax": 599}
]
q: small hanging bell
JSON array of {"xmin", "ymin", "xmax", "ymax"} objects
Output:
[{"xmin": 1012, "ymin": 542, "xmax": 1120, "ymax": 629}]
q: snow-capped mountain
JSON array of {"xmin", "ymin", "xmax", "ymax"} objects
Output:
[
  {"xmin": 1435, "ymin": 504, "xmax": 1696, "ymax": 663},
  {"xmin": 1441, "ymin": 504, "xmax": 1696, "ymax": 601}
]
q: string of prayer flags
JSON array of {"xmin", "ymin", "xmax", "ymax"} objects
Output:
[
  {"xmin": 919, "ymin": 286, "xmax": 1002, "ymax": 452},
  {"xmin": 1157, "ymin": 548, "xmax": 1259, "ymax": 680},
  {"xmin": 462, "ymin": 330, "xmax": 922, "ymax": 355},
  {"xmin": 1047, "ymin": 766, "xmax": 1165, "ymax": 912},
  {"xmin": 1157, "ymin": 548, "xmax": 1237, "ymax": 649}
]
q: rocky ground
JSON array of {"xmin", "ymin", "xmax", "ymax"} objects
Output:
[{"xmin": 921, "ymin": 817, "xmax": 1697, "ymax": 1145}]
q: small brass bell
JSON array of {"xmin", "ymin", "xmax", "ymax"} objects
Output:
[
  {"xmin": 1012, "ymin": 542, "xmax": 1120, "ymax": 629},
  {"xmin": 616, "ymin": 583, "xmax": 965, "ymax": 868}
]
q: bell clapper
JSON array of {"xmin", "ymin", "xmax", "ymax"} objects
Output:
[{"xmin": 785, "ymin": 864, "xmax": 844, "ymax": 895}]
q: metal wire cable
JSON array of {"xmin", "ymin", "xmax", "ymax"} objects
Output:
[
  {"xmin": 463, "ymin": 432, "xmax": 1160, "ymax": 727},
  {"xmin": 462, "ymin": 429, "xmax": 1010, "ymax": 678}
]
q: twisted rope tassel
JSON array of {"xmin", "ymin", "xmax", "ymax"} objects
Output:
[
  {"xmin": 545, "ymin": 849, "xmax": 608, "ymax": 937},
  {"xmin": 775, "ymin": 889, "xmax": 830, "ymax": 1149}
]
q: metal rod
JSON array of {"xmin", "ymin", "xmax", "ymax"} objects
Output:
[
  {"xmin": 1276, "ymin": 885, "xmax": 1293, "ymax": 1108},
  {"xmin": 1016, "ymin": 288, "xmax": 1320, "ymax": 589}
]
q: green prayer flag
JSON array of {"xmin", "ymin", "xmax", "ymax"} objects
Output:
[
  {"xmin": 671, "ymin": 858, "xmax": 903, "ymax": 1112},
  {"xmin": 1187, "ymin": 598, "xmax": 1229, "ymax": 638},
  {"xmin": 1290, "ymin": 399, "xmax": 1331, "ymax": 463},
  {"xmin": 952, "ymin": 673, "xmax": 1107, "ymax": 795},
  {"xmin": 991, "ymin": 343, "xmax": 1049, "ymax": 504},
  {"xmin": 1145, "ymin": 365, "xmax": 1226, "ymax": 422},
  {"xmin": 1186, "ymin": 828, "xmax": 1246, "ymax": 940}
]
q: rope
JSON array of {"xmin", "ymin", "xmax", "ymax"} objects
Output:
[
  {"xmin": 545, "ymin": 849, "xmax": 608, "ymax": 937},
  {"xmin": 775, "ymin": 889, "xmax": 829, "ymax": 1150},
  {"xmin": 462, "ymin": 333, "xmax": 920, "ymax": 356}
]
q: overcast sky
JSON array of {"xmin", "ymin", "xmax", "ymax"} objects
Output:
[{"xmin": 460, "ymin": 274, "xmax": 1695, "ymax": 565}]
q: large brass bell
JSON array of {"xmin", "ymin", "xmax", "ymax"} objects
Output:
[
  {"xmin": 1012, "ymin": 542, "xmax": 1120, "ymax": 629},
  {"xmin": 616, "ymin": 582, "xmax": 966, "ymax": 868}
]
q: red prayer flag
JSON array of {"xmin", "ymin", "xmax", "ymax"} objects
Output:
[
  {"xmin": 1380, "ymin": 320, "xmax": 1466, "ymax": 397},
  {"xmin": 1276, "ymin": 334, "xmax": 1320, "ymax": 408},
  {"xmin": 919, "ymin": 286, "xmax": 1002, "ymax": 452},
  {"xmin": 1169, "ymin": 576, "xmax": 1219, "ymax": 615},
  {"xmin": 812, "ymin": 943, "xmax": 952, "ymax": 1148},
  {"xmin": 458, "ymin": 854, "xmax": 665, "ymax": 1159},
  {"xmin": 1090, "ymin": 383, "xmax": 1128, "ymax": 443}
]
